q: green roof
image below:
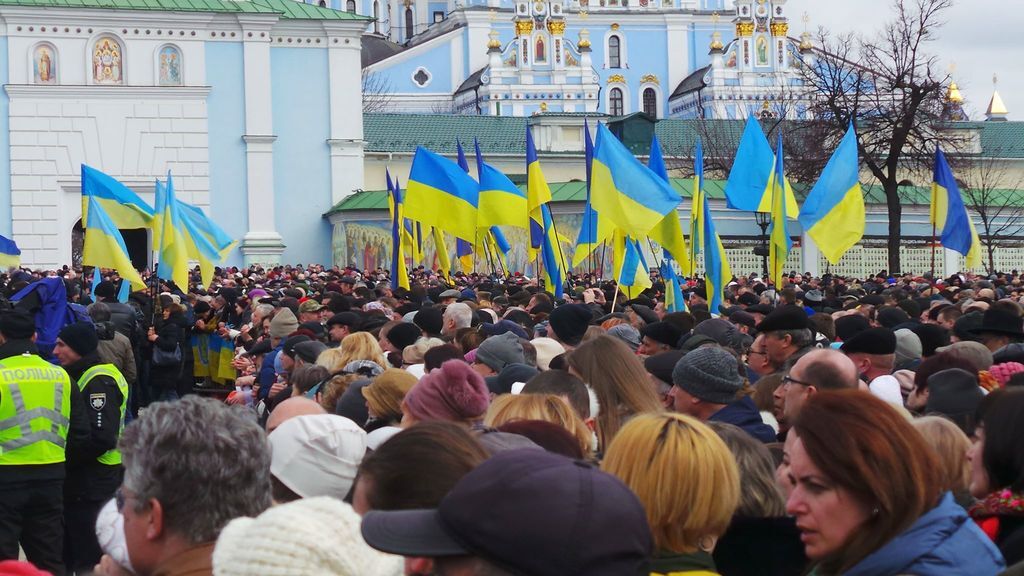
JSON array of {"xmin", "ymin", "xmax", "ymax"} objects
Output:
[
  {"xmin": 326, "ymin": 177, "xmax": 1023, "ymax": 215},
  {"xmin": 0, "ymin": 0, "xmax": 370, "ymax": 20},
  {"xmin": 363, "ymin": 114, "xmax": 1024, "ymax": 159}
]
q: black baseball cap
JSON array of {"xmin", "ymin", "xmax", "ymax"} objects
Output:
[{"xmin": 361, "ymin": 449, "xmax": 652, "ymax": 576}]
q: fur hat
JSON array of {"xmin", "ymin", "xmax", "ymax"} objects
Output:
[{"xmin": 403, "ymin": 359, "xmax": 490, "ymax": 422}]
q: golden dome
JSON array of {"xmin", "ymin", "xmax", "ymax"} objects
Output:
[
  {"xmin": 946, "ymin": 81, "xmax": 964, "ymax": 104},
  {"xmin": 487, "ymin": 30, "xmax": 501, "ymax": 50},
  {"xmin": 799, "ymin": 31, "xmax": 813, "ymax": 51},
  {"xmin": 709, "ymin": 31, "xmax": 724, "ymax": 51}
]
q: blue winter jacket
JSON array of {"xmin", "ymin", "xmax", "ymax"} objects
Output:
[
  {"xmin": 844, "ymin": 492, "xmax": 1005, "ymax": 576},
  {"xmin": 708, "ymin": 396, "xmax": 776, "ymax": 443}
]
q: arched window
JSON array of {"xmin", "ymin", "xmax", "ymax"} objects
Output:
[
  {"xmin": 32, "ymin": 43, "xmax": 57, "ymax": 85},
  {"xmin": 346, "ymin": 0, "xmax": 356, "ymax": 11},
  {"xmin": 405, "ymin": 7, "xmax": 414, "ymax": 40},
  {"xmin": 318, "ymin": 0, "xmax": 326, "ymax": 6},
  {"xmin": 609, "ymin": 87, "xmax": 624, "ymax": 116},
  {"xmin": 608, "ymin": 35, "xmax": 621, "ymax": 69},
  {"xmin": 373, "ymin": 1, "xmax": 380, "ymax": 32},
  {"xmin": 91, "ymin": 35, "xmax": 124, "ymax": 85},
  {"xmin": 642, "ymin": 87, "xmax": 657, "ymax": 117}
]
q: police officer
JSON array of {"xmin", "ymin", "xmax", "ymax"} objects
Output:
[
  {"xmin": 53, "ymin": 322, "xmax": 127, "ymax": 574},
  {"xmin": 0, "ymin": 311, "xmax": 89, "ymax": 576}
]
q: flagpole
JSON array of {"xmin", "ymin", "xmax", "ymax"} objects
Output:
[
  {"xmin": 766, "ymin": 160, "xmax": 779, "ymax": 290},
  {"xmin": 599, "ymin": 240, "xmax": 608, "ymax": 280},
  {"xmin": 548, "ymin": 213, "xmax": 569, "ymax": 296},
  {"xmin": 930, "ymin": 223, "xmax": 937, "ymax": 283}
]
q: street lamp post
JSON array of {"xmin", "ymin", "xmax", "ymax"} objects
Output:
[{"xmin": 754, "ymin": 211, "xmax": 770, "ymax": 278}]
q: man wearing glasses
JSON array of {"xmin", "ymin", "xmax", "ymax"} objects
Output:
[{"xmin": 775, "ymin": 348, "xmax": 859, "ymax": 425}]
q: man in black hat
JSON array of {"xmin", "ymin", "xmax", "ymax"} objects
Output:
[
  {"xmin": 0, "ymin": 313, "xmax": 91, "ymax": 575},
  {"xmin": 637, "ymin": 321, "xmax": 682, "ymax": 356},
  {"xmin": 361, "ymin": 449, "xmax": 652, "ymax": 576},
  {"xmin": 325, "ymin": 312, "xmax": 361, "ymax": 345},
  {"xmin": 840, "ymin": 327, "xmax": 903, "ymax": 405},
  {"xmin": 91, "ymin": 280, "xmax": 141, "ymax": 346},
  {"xmin": 755, "ymin": 305, "xmax": 814, "ymax": 371},
  {"xmin": 53, "ymin": 322, "xmax": 128, "ymax": 573},
  {"xmin": 970, "ymin": 307, "xmax": 1024, "ymax": 354}
]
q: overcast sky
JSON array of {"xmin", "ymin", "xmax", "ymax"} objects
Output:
[{"xmin": 784, "ymin": 0, "xmax": 1022, "ymax": 121}]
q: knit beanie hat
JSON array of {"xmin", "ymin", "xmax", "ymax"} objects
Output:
[
  {"xmin": 58, "ymin": 322, "xmax": 99, "ymax": 357},
  {"xmin": 213, "ymin": 497, "xmax": 402, "ymax": 576},
  {"xmin": 0, "ymin": 312, "xmax": 36, "ymax": 340},
  {"xmin": 988, "ymin": 362, "xmax": 1024, "ymax": 387},
  {"xmin": 530, "ymin": 337, "xmax": 565, "ymax": 370},
  {"xmin": 387, "ymin": 322, "xmax": 423, "ymax": 352},
  {"xmin": 269, "ymin": 414, "xmax": 366, "ymax": 500},
  {"xmin": 269, "ymin": 307, "xmax": 299, "ymax": 340},
  {"xmin": 894, "ymin": 328, "xmax": 923, "ymax": 371},
  {"xmin": 494, "ymin": 363, "xmax": 540, "ymax": 395},
  {"xmin": 548, "ymin": 304, "xmax": 592, "ymax": 346},
  {"xmin": 403, "ymin": 359, "xmax": 490, "ymax": 422},
  {"xmin": 671, "ymin": 346, "xmax": 742, "ymax": 405},
  {"xmin": 414, "ymin": 307, "xmax": 444, "ymax": 335},
  {"xmin": 362, "ymin": 369, "xmax": 417, "ymax": 419},
  {"xmin": 475, "ymin": 332, "xmax": 526, "ymax": 373}
]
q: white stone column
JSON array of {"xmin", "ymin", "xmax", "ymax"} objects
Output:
[
  {"xmin": 238, "ymin": 17, "xmax": 285, "ymax": 265},
  {"xmin": 800, "ymin": 231, "xmax": 820, "ymax": 277},
  {"xmin": 326, "ymin": 23, "xmax": 367, "ymax": 205}
]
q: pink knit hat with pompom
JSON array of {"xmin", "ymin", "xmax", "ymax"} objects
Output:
[
  {"xmin": 988, "ymin": 362, "xmax": 1024, "ymax": 387},
  {"xmin": 403, "ymin": 359, "xmax": 490, "ymax": 422}
]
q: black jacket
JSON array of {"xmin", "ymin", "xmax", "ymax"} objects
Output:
[
  {"xmin": 0, "ymin": 340, "xmax": 92, "ymax": 484},
  {"xmin": 102, "ymin": 299, "xmax": 142, "ymax": 346},
  {"xmin": 149, "ymin": 311, "xmax": 187, "ymax": 390},
  {"xmin": 713, "ymin": 515, "xmax": 808, "ymax": 576},
  {"xmin": 998, "ymin": 515, "xmax": 1024, "ymax": 567},
  {"xmin": 63, "ymin": 352, "xmax": 124, "ymax": 502}
]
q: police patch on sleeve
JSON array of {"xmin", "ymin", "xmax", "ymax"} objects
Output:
[{"xmin": 90, "ymin": 393, "xmax": 107, "ymax": 411}]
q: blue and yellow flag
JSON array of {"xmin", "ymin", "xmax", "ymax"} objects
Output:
[
  {"xmin": 81, "ymin": 165, "xmax": 154, "ymax": 229},
  {"xmin": 687, "ymin": 140, "xmax": 706, "ymax": 278},
  {"xmin": 591, "ymin": 123, "xmax": 681, "ymax": 237},
  {"xmin": 647, "ymin": 134, "xmax": 690, "ymax": 272},
  {"xmin": 931, "ymin": 146, "xmax": 982, "ymax": 268},
  {"xmin": 660, "ymin": 261, "xmax": 686, "ymax": 313},
  {"xmin": 432, "ymin": 227, "xmax": 452, "ymax": 281},
  {"xmin": 539, "ymin": 204, "xmax": 567, "ymax": 298},
  {"xmin": 572, "ymin": 121, "xmax": 614, "ymax": 268},
  {"xmin": 615, "ymin": 231, "xmax": 652, "ymax": 300},
  {"xmin": 153, "ymin": 174, "xmax": 190, "ymax": 290},
  {"xmin": 724, "ymin": 116, "xmax": 799, "ymax": 215},
  {"xmin": 701, "ymin": 186, "xmax": 732, "ymax": 314},
  {"xmin": 387, "ymin": 170, "xmax": 411, "ymax": 290},
  {"xmin": 768, "ymin": 133, "xmax": 792, "ymax": 288},
  {"xmin": 476, "ymin": 140, "xmax": 529, "ymax": 230},
  {"xmin": 178, "ymin": 202, "xmax": 237, "ymax": 262},
  {"xmin": 798, "ymin": 124, "xmax": 865, "ymax": 265},
  {"xmin": 0, "ymin": 235, "xmax": 20, "ymax": 268},
  {"xmin": 527, "ymin": 127, "xmax": 554, "ymax": 263},
  {"xmin": 178, "ymin": 209, "xmax": 220, "ymax": 289},
  {"xmin": 82, "ymin": 196, "xmax": 146, "ymax": 290},
  {"xmin": 406, "ymin": 146, "xmax": 479, "ymax": 242}
]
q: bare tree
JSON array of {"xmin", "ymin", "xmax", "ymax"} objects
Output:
[
  {"xmin": 799, "ymin": 0, "xmax": 958, "ymax": 273},
  {"xmin": 362, "ymin": 70, "xmax": 394, "ymax": 113},
  {"xmin": 957, "ymin": 152, "xmax": 1024, "ymax": 274}
]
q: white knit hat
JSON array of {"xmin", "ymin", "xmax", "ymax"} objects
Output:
[
  {"xmin": 213, "ymin": 497, "xmax": 403, "ymax": 576},
  {"xmin": 268, "ymin": 414, "xmax": 367, "ymax": 500}
]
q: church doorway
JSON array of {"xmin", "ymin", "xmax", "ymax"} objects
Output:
[{"xmin": 71, "ymin": 219, "xmax": 150, "ymax": 271}]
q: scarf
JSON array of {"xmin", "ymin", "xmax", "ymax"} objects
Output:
[{"xmin": 969, "ymin": 488, "xmax": 1024, "ymax": 541}]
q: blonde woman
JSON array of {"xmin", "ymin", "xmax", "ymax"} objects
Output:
[
  {"xmin": 912, "ymin": 415, "xmax": 974, "ymax": 509},
  {"xmin": 567, "ymin": 335, "xmax": 663, "ymax": 452},
  {"xmin": 317, "ymin": 347, "xmax": 348, "ymax": 375},
  {"xmin": 338, "ymin": 332, "xmax": 388, "ymax": 370},
  {"xmin": 603, "ymin": 413, "xmax": 740, "ymax": 575},
  {"xmin": 483, "ymin": 394, "xmax": 593, "ymax": 457}
]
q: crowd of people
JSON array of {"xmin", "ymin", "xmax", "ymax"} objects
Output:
[{"xmin": 2, "ymin": 262, "xmax": 1024, "ymax": 575}]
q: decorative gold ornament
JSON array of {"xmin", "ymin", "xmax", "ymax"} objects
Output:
[
  {"xmin": 735, "ymin": 21, "xmax": 755, "ymax": 37},
  {"xmin": 607, "ymin": 73, "xmax": 625, "ymax": 83},
  {"xmin": 946, "ymin": 82, "xmax": 964, "ymax": 104},
  {"xmin": 515, "ymin": 19, "xmax": 534, "ymax": 36},
  {"xmin": 770, "ymin": 21, "xmax": 788, "ymax": 37},
  {"xmin": 578, "ymin": 28, "xmax": 591, "ymax": 48},
  {"xmin": 610, "ymin": 22, "xmax": 620, "ymax": 30},
  {"xmin": 488, "ymin": 29, "xmax": 502, "ymax": 49},
  {"xmin": 640, "ymin": 74, "xmax": 659, "ymax": 85},
  {"xmin": 547, "ymin": 20, "xmax": 566, "ymax": 35},
  {"xmin": 540, "ymin": 101, "xmax": 549, "ymax": 112},
  {"xmin": 709, "ymin": 30, "xmax": 724, "ymax": 51},
  {"xmin": 799, "ymin": 31, "xmax": 813, "ymax": 51}
]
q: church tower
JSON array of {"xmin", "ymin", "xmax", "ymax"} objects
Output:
[
  {"xmin": 986, "ymin": 74, "xmax": 1009, "ymax": 122},
  {"xmin": 732, "ymin": 0, "xmax": 790, "ymax": 73},
  {"xmin": 512, "ymin": 0, "xmax": 567, "ymax": 71}
]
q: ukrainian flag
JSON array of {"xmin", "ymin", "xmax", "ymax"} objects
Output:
[
  {"xmin": 724, "ymin": 115, "xmax": 799, "ymax": 215},
  {"xmin": 527, "ymin": 126, "xmax": 554, "ymax": 262},
  {"xmin": 405, "ymin": 146, "xmax": 479, "ymax": 242},
  {"xmin": 768, "ymin": 133, "xmax": 792, "ymax": 288},
  {"xmin": 931, "ymin": 146, "xmax": 982, "ymax": 268},
  {"xmin": 0, "ymin": 235, "xmax": 21, "ymax": 268},
  {"xmin": 476, "ymin": 140, "xmax": 529, "ymax": 230},
  {"xmin": 615, "ymin": 231, "xmax": 652, "ymax": 300},
  {"xmin": 191, "ymin": 332, "xmax": 210, "ymax": 378},
  {"xmin": 431, "ymin": 227, "xmax": 452, "ymax": 281},
  {"xmin": 387, "ymin": 171, "xmax": 411, "ymax": 290},
  {"xmin": 701, "ymin": 185, "xmax": 732, "ymax": 314},
  {"xmin": 81, "ymin": 196, "xmax": 146, "ymax": 290},
  {"xmin": 660, "ymin": 261, "xmax": 686, "ymax": 313},
  {"xmin": 646, "ymin": 134, "xmax": 690, "ymax": 273},
  {"xmin": 591, "ymin": 124, "xmax": 681, "ymax": 237},
  {"xmin": 456, "ymin": 238, "xmax": 474, "ymax": 273},
  {"xmin": 178, "ymin": 212, "xmax": 221, "ymax": 289},
  {"xmin": 178, "ymin": 202, "xmax": 237, "ymax": 262},
  {"xmin": 153, "ymin": 174, "xmax": 190, "ymax": 291},
  {"xmin": 539, "ymin": 204, "xmax": 567, "ymax": 298},
  {"xmin": 687, "ymin": 140, "xmax": 706, "ymax": 278},
  {"xmin": 81, "ymin": 165, "xmax": 153, "ymax": 229},
  {"xmin": 572, "ymin": 121, "xmax": 614, "ymax": 268},
  {"xmin": 798, "ymin": 125, "xmax": 865, "ymax": 265}
]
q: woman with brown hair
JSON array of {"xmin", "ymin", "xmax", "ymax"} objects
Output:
[
  {"xmin": 785, "ymin": 390, "xmax": 1004, "ymax": 575},
  {"xmin": 567, "ymin": 335, "xmax": 663, "ymax": 452}
]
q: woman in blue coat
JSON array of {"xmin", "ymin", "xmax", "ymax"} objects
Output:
[{"xmin": 782, "ymin": 390, "xmax": 1005, "ymax": 576}]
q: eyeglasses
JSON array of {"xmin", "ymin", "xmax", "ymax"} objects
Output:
[
  {"xmin": 747, "ymin": 349, "xmax": 768, "ymax": 357},
  {"xmin": 782, "ymin": 374, "xmax": 813, "ymax": 388}
]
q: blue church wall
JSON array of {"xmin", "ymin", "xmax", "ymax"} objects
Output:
[
  {"xmin": 270, "ymin": 47, "xmax": 333, "ymax": 265},
  {"xmin": 378, "ymin": 39, "xmax": 454, "ymax": 93},
  {"xmin": 205, "ymin": 42, "xmax": 248, "ymax": 267}
]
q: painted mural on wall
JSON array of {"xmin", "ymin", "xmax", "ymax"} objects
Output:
[
  {"xmin": 33, "ymin": 44, "xmax": 56, "ymax": 84},
  {"xmin": 93, "ymin": 37, "xmax": 123, "ymax": 85},
  {"xmin": 158, "ymin": 46, "xmax": 183, "ymax": 86}
]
